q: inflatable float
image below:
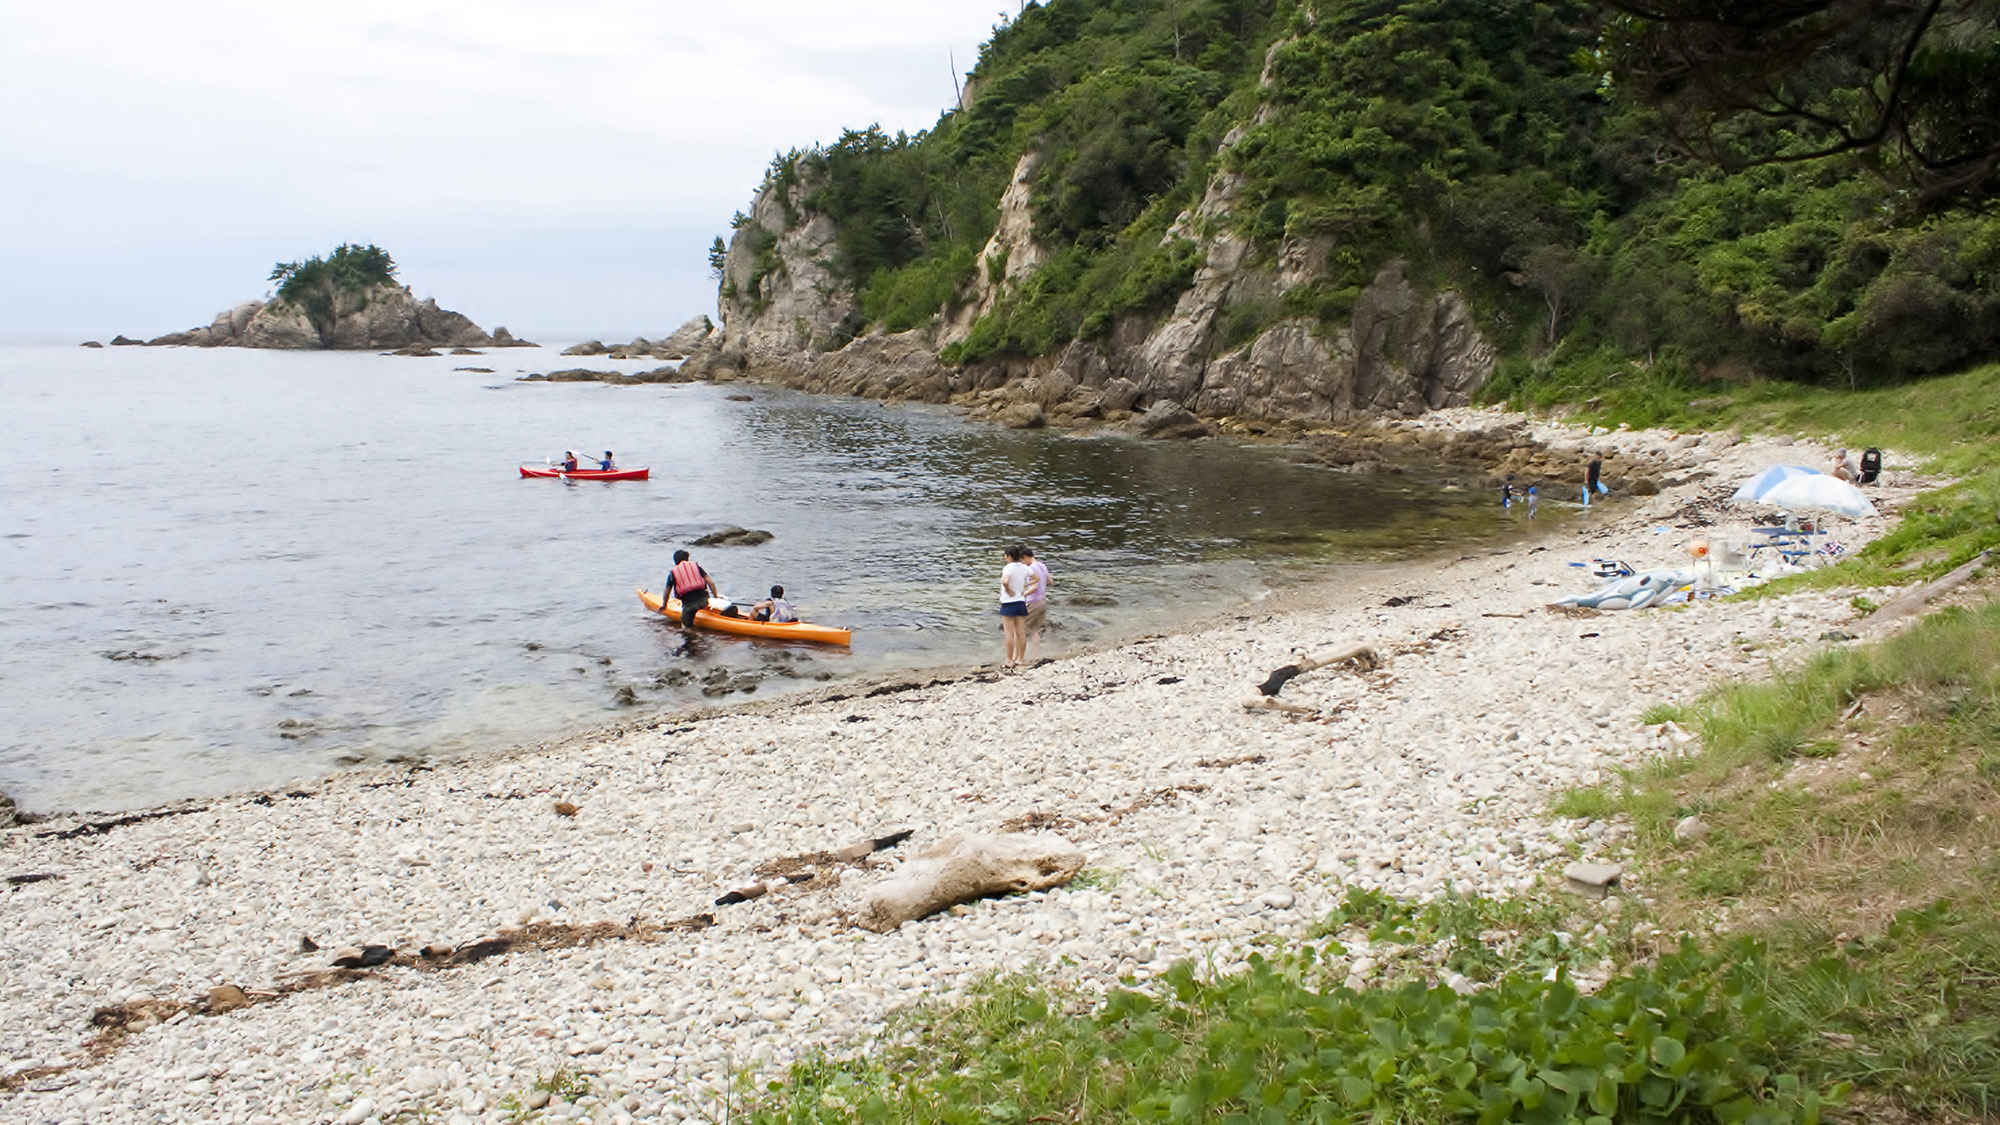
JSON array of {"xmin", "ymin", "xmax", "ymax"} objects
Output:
[{"xmin": 1553, "ymin": 566, "xmax": 1695, "ymax": 611}]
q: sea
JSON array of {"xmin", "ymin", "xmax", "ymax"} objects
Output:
[{"xmin": 0, "ymin": 337, "xmax": 1512, "ymax": 811}]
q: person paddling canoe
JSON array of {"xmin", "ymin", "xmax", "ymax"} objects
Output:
[{"xmin": 667, "ymin": 549, "xmax": 718, "ymax": 627}]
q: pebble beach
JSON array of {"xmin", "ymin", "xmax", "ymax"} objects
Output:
[{"xmin": 0, "ymin": 408, "xmax": 1922, "ymax": 1124}]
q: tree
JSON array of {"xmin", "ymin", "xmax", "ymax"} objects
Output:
[
  {"xmin": 1597, "ymin": 0, "xmax": 2000, "ymax": 204},
  {"xmin": 267, "ymin": 243, "xmax": 398, "ymax": 336},
  {"xmin": 268, "ymin": 243, "xmax": 397, "ymax": 304},
  {"xmin": 708, "ymin": 236, "xmax": 728, "ymax": 283}
]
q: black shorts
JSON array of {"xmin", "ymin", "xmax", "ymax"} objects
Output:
[{"xmin": 999, "ymin": 601, "xmax": 1027, "ymax": 617}]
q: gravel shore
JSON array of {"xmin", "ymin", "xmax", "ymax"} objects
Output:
[{"xmin": 1, "ymin": 409, "xmax": 1920, "ymax": 1124}]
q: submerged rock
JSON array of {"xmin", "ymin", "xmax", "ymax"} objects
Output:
[{"xmin": 693, "ymin": 527, "xmax": 774, "ymax": 547}]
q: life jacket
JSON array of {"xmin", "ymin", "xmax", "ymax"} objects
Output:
[
  {"xmin": 768, "ymin": 598, "xmax": 796, "ymax": 623},
  {"xmin": 671, "ymin": 559, "xmax": 706, "ymax": 596}
]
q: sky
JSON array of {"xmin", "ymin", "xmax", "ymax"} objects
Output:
[{"xmin": 0, "ymin": 1, "xmax": 1013, "ymax": 338}]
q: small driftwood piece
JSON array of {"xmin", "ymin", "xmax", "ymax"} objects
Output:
[
  {"xmin": 1240, "ymin": 643, "xmax": 1378, "ymax": 715},
  {"xmin": 857, "ymin": 831, "xmax": 1084, "ymax": 932}
]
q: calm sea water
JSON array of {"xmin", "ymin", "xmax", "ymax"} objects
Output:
[{"xmin": 0, "ymin": 339, "xmax": 1510, "ymax": 811}]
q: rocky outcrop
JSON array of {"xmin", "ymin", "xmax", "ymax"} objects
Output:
[
  {"xmin": 685, "ymin": 49, "xmax": 1495, "ymax": 437},
  {"xmin": 1296, "ymin": 414, "xmax": 1673, "ymax": 488},
  {"xmin": 657, "ymin": 315, "xmax": 714, "ymax": 358},
  {"xmin": 940, "ymin": 152, "xmax": 1048, "ymax": 343},
  {"xmin": 517, "ymin": 367, "xmax": 701, "ymax": 385},
  {"xmin": 558, "ymin": 318, "xmax": 712, "ymax": 361},
  {"xmin": 138, "ymin": 284, "xmax": 509, "ymax": 351}
]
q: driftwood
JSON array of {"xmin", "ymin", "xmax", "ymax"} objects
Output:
[
  {"xmin": 857, "ymin": 831, "xmax": 1085, "ymax": 932},
  {"xmin": 1240, "ymin": 643, "xmax": 1378, "ymax": 715},
  {"xmin": 1861, "ymin": 549, "xmax": 1991, "ymax": 631}
]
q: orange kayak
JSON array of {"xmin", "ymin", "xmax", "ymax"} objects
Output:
[{"xmin": 637, "ymin": 588, "xmax": 852, "ymax": 645}]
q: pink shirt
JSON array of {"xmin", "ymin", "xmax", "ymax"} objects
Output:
[{"xmin": 1026, "ymin": 559, "xmax": 1050, "ymax": 604}]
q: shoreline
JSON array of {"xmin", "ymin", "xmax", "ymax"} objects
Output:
[{"xmin": 0, "ymin": 409, "xmax": 1928, "ymax": 1123}]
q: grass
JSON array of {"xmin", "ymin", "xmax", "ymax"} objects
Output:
[
  {"xmin": 742, "ymin": 948, "xmax": 1841, "ymax": 1125},
  {"xmin": 1562, "ymin": 598, "xmax": 2000, "ymax": 1120}
]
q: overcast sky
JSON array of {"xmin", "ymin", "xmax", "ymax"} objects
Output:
[{"xmin": 0, "ymin": 1, "xmax": 1010, "ymax": 338}]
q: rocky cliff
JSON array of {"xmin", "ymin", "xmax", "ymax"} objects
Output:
[
  {"xmin": 142, "ymin": 283, "xmax": 526, "ymax": 351},
  {"xmin": 682, "ymin": 52, "xmax": 1494, "ymax": 436}
]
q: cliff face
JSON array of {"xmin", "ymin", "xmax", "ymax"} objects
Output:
[
  {"xmin": 709, "ymin": 165, "xmax": 855, "ymax": 365},
  {"xmin": 145, "ymin": 283, "xmax": 507, "ymax": 350},
  {"xmin": 684, "ymin": 136, "xmax": 1493, "ymax": 433}
]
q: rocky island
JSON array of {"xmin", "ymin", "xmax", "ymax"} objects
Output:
[{"xmin": 128, "ymin": 244, "xmax": 534, "ymax": 351}]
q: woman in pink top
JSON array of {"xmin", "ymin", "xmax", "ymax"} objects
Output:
[{"xmin": 1023, "ymin": 547, "xmax": 1051, "ymax": 663}]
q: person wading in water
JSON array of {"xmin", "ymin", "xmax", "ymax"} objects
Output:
[{"xmin": 667, "ymin": 549, "xmax": 718, "ymax": 627}]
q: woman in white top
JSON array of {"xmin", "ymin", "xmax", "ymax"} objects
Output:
[{"xmin": 998, "ymin": 543, "xmax": 1038, "ymax": 669}]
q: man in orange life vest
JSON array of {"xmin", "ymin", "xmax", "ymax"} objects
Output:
[{"xmin": 667, "ymin": 549, "xmax": 718, "ymax": 627}]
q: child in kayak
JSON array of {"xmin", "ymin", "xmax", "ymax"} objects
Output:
[
  {"xmin": 598, "ymin": 451, "xmax": 616, "ymax": 471},
  {"xmin": 752, "ymin": 586, "xmax": 797, "ymax": 623}
]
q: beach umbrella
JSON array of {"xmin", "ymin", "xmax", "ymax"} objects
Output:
[
  {"xmin": 1756, "ymin": 473, "xmax": 1877, "ymax": 518},
  {"xmin": 1730, "ymin": 464, "xmax": 1820, "ymax": 504}
]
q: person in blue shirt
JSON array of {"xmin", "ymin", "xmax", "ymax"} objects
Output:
[{"xmin": 599, "ymin": 451, "xmax": 617, "ymax": 471}]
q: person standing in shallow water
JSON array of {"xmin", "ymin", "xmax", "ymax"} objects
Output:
[
  {"xmin": 1023, "ymin": 546, "xmax": 1052, "ymax": 663},
  {"xmin": 998, "ymin": 544, "xmax": 1035, "ymax": 669},
  {"xmin": 667, "ymin": 549, "xmax": 717, "ymax": 627}
]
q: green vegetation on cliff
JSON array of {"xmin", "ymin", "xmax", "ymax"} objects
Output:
[
  {"xmin": 267, "ymin": 243, "xmax": 399, "ymax": 336},
  {"xmin": 733, "ymin": 0, "xmax": 2000, "ymax": 388}
]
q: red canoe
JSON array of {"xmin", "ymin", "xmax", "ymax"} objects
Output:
[{"xmin": 519, "ymin": 466, "xmax": 651, "ymax": 481}]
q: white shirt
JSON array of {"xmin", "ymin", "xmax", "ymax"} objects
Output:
[{"xmin": 999, "ymin": 561, "xmax": 1032, "ymax": 604}]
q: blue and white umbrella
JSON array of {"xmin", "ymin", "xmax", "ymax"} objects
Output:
[
  {"xmin": 1730, "ymin": 464, "xmax": 1820, "ymax": 504},
  {"xmin": 1755, "ymin": 473, "xmax": 1877, "ymax": 518}
]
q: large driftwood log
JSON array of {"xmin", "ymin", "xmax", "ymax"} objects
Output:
[
  {"xmin": 1239, "ymin": 643, "xmax": 1378, "ymax": 714},
  {"xmin": 857, "ymin": 832, "xmax": 1085, "ymax": 932},
  {"xmin": 1860, "ymin": 549, "xmax": 1991, "ymax": 631}
]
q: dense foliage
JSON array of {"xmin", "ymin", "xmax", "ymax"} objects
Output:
[
  {"xmin": 745, "ymin": 938, "xmax": 1841, "ymax": 1124},
  {"xmin": 267, "ymin": 243, "xmax": 398, "ymax": 334},
  {"xmin": 1598, "ymin": 0, "xmax": 2000, "ymax": 205},
  {"xmin": 727, "ymin": 0, "xmax": 2000, "ymax": 387},
  {"xmin": 268, "ymin": 243, "xmax": 396, "ymax": 303}
]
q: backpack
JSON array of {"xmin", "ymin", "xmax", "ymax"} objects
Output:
[{"xmin": 1859, "ymin": 447, "xmax": 1882, "ymax": 484}]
